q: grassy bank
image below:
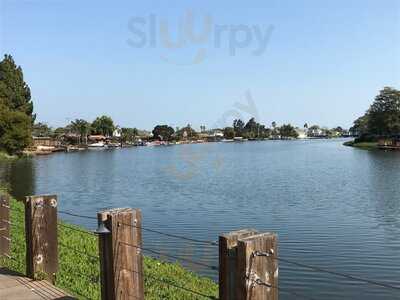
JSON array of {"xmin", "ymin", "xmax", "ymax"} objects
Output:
[
  {"xmin": 0, "ymin": 196, "xmax": 218, "ymax": 299},
  {"xmin": 343, "ymin": 140, "xmax": 378, "ymax": 150}
]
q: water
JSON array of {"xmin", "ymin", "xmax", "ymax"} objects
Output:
[{"xmin": 1, "ymin": 139, "xmax": 400, "ymax": 299}]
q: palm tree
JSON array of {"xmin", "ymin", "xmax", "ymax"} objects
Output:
[{"xmin": 71, "ymin": 119, "xmax": 90, "ymax": 144}]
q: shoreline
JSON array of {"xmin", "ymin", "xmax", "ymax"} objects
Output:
[{"xmin": 343, "ymin": 140, "xmax": 378, "ymax": 150}]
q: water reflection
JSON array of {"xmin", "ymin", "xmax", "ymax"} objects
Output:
[{"xmin": 0, "ymin": 158, "xmax": 35, "ymax": 200}]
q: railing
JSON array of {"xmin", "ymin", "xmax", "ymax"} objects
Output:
[{"xmin": 1, "ymin": 193, "xmax": 399, "ymax": 300}]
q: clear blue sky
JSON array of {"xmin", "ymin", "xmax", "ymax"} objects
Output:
[{"xmin": 1, "ymin": 0, "xmax": 399, "ymax": 130}]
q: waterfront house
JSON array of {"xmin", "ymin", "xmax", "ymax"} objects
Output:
[
  {"xmin": 32, "ymin": 137, "xmax": 61, "ymax": 148},
  {"xmin": 295, "ymin": 128, "xmax": 308, "ymax": 139},
  {"xmin": 88, "ymin": 135, "xmax": 106, "ymax": 142},
  {"xmin": 378, "ymin": 136, "xmax": 400, "ymax": 150}
]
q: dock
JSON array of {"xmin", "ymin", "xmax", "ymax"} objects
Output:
[{"xmin": 0, "ymin": 268, "xmax": 75, "ymax": 300}]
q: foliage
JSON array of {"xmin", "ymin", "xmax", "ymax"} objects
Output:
[
  {"xmin": 0, "ymin": 196, "xmax": 218, "ymax": 300},
  {"xmin": 243, "ymin": 117, "xmax": 270, "ymax": 139},
  {"xmin": 279, "ymin": 124, "xmax": 298, "ymax": 138},
  {"xmin": 0, "ymin": 55, "xmax": 34, "ymax": 155},
  {"xmin": 121, "ymin": 127, "xmax": 138, "ymax": 143},
  {"xmin": 32, "ymin": 122, "xmax": 52, "ymax": 137},
  {"xmin": 91, "ymin": 115, "xmax": 115, "ymax": 137},
  {"xmin": 233, "ymin": 119, "xmax": 245, "ymax": 136},
  {"xmin": 0, "ymin": 105, "xmax": 32, "ymax": 154},
  {"xmin": 223, "ymin": 127, "xmax": 235, "ymax": 139},
  {"xmin": 152, "ymin": 125, "xmax": 175, "ymax": 141},
  {"xmin": 351, "ymin": 87, "xmax": 400, "ymax": 140},
  {"xmin": 367, "ymin": 87, "xmax": 400, "ymax": 136},
  {"xmin": 176, "ymin": 124, "xmax": 197, "ymax": 140},
  {"xmin": 0, "ymin": 55, "xmax": 35, "ymax": 121},
  {"xmin": 71, "ymin": 119, "xmax": 90, "ymax": 144}
]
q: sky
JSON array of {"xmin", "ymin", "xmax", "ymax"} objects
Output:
[{"xmin": 0, "ymin": 0, "xmax": 399, "ymax": 130}]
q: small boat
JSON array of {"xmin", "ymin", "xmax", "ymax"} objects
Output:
[
  {"xmin": 88, "ymin": 142, "xmax": 106, "ymax": 148},
  {"xmin": 233, "ymin": 137, "xmax": 246, "ymax": 142},
  {"xmin": 221, "ymin": 139, "xmax": 234, "ymax": 142}
]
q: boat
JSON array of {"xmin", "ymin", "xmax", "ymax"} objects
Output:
[
  {"xmin": 233, "ymin": 137, "xmax": 247, "ymax": 142},
  {"xmin": 221, "ymin": 139, "xmax": 234, "ymax": 142},
  {"xmin": 88, "ymin": 142, "xmax": 106, "ymax": 148}
]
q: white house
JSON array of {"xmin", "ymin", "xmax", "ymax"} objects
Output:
[
  {"xmin": 113, "ymin": 127, "xmax": 122, "ymax": 138},
  {"xmin": 296, "ymin": 128, "xmax": 308, "ymax": 139}
]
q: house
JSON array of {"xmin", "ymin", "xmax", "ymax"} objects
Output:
[
  {"xmin": 113, "ymin": 127, "xmax": 122, "ymax": 138},
  {"xmin": 295, "ymin": 128, "xmax": 307, "ymax": 139},
  {"xmin": 32, "ymin": 137, "xmax": 61, "ymax": 148},
  {"xmin": 378, "ymin": 137, "xmax": 400, "ymax": 150},
  {"xmin": 88, "ymin": 135, "xmax": 106, "ymax": 142}
]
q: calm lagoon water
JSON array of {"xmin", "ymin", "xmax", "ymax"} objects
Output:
[{"xmin": 1, "ymin": 139, "xmax": 400, "ymax": 299}]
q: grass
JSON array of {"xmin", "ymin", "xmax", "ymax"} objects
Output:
[
  {"xmin": 0, "ymin": 196, "xmax": 218, "ymax": 299},
  {"xmin": 343, "ymin": 140, "xmax": 378, "ymax": 150}
]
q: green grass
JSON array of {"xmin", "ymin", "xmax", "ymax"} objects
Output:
[
  {"xmin": 343, "ymin": 140, "xmax": 378, "ymax": 150},
  {"xmin": 0, "ymin": 196, "xmax": 218, "ymax": 299}
]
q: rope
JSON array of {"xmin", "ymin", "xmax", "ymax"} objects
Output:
[
  {"xmin": 57, "ymin": 222, "xmax": 97, "ymax": 237},
  {"xmin": 250, "ymin": 278, "xmax": 317, "ymax": 300},
  {"xmin": 254, "ymin": 251, "xmax": 400, "ymax": 291},
  {"xmin": 58, "ymin": 210, "xmax": 97, "ymax": 220},
  {"xmin": 122, "ymin": 267, "xmax": 218, "ymax": 299},
  {"xmin": 119, "ymin": 241, "xmax": 219, "ymax": 271},
  {"xmin": 120, "ymin": 222, "xmax": 218, "ymax": 246}
]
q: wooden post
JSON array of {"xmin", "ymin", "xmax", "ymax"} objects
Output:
[
  {"xmin": 25, "ymin": 195, "xmax": 58, "ymax": 282},
  {"xmin": 0, "ymin": 193, "xmax": 10, "ymax": 257},
  {"xmin": 98, "ymin": 208, "xmax": 144, "ymax": 300},
  {"xmin": 237, "ymin": 232, "xmax": 278, "ymax": 300},
  {"xmin": 219, "ymin": 229, "xmax": 259, "ymax": 300}
]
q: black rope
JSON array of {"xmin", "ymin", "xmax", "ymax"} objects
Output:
[
  {"xmin": 120, "ymin": 222, "xmax": 218, "ymax": 246},
  {"xmin": 59, "ymin": 241, "xmax": 99, "ymax": 261},
  {"xmin": 251, "ymin": 278, "xmax": 317, "ymax": 300},
  {"xmin": 122, "ymin": 267, "xmax": 218, "ymax": 299},
  {"xmin": 119, "ymin": 241, "xmax": 219, "ymax": 271},
  {"xmin": 278, "ymin": 256, "xmax": 400, "ymax": 291},
  {"xmin": 57, "ymin": 222, "xmax": 97, "ymax": 237},
  {"xmin": 58, "ymin": 210, "xmax": 97, "ymax": 220},
  {"xmin": 254, "ymin": 251, "xmax": 400, "ymax": 291}
]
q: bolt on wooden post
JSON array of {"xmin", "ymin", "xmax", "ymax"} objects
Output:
[
  {"xmin": 237, "ymin": 232, "xmax": 278, "ymax": 300},
  {"xmin": 0, "ymin": 193, "xmax": 10, "ymax": 257},
  {"xmin": 219, "ymin": 229, "xmax": 259, "ymax": 300},
  {"xmin": 25, "ymin": 195, "xmax": 58, "ymax": 283},
  {"xmin": 97, "ymin": 208, "xmax": 144, "ymax": 300}
]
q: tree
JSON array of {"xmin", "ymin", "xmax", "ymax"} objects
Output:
[
  {"xmin": 223, "ymin": 127, "xmax": 235, "ymax": 139},
  {"xmin": 367, "ymin": 87, "xmax": 400, "ymax": 136},
  {"xmin": 121, "ymin": 128, "xmax": 138, "ymax": 144},
  {"xmin": 279, "ymin": 124, "xmax": 298, "ymax": 139},
  {"xmin": 71, "ymin": 119, "xmax": 90, "ymax": 144},
  {"xmin": 233, "ymin": 119, "xmax": 245, "ymax": 136},
  {"xmin": 91, "ymin": 115, "xmax": 115, "ymax": 137},
  {"xmin": 0, "ymin": 55, "xmax": 35, "ymax": 122},
  {"xmin": 32, "ymin": 122, "xmax": 52, "ymax": 137},
  {"xmin": 0, "ymin": 55, "xmax": 35, "ymax": 154},
  {"xmin": 176, "ymin": 124, "xmax": 197, "ymax": 140},
  {"xmin": 152, "ymin": 125, "xmax": 174, "ymax": 141},
  {"xmin": 0, "ymin": 105, "xmax": 32, "ymax": 154},
  {"xmin": 350, "ymin": 114, "xmax": 369, "ymax": 136}
]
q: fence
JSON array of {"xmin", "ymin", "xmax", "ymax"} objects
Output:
[{"xmin": 1, "ymin": 193, "xmax": 400, "ymax": 300}]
